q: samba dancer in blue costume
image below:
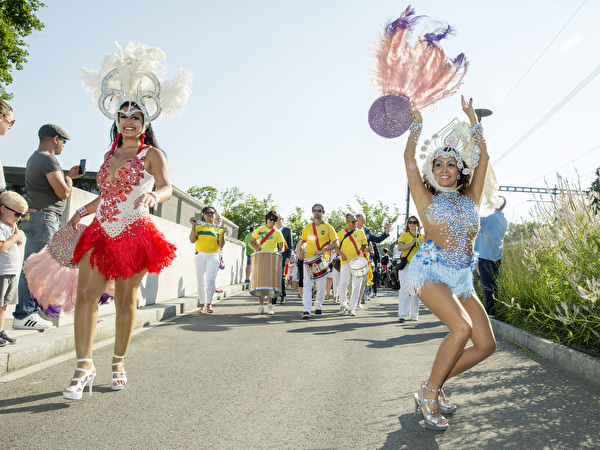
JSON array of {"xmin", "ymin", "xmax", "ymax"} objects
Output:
[{"xmin": 404, "ymin": 96, "xmax": 496, "ymax": 431}]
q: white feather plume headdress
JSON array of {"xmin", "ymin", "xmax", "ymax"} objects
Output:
[
  {"xmin": 419, "ymin": 118, "xmax": 502, "ymax": 215},
  {"xmin": 81, "ymin": 42, "xmax": 192, "ymax": 128}
]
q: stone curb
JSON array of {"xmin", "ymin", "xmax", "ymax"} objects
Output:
[
  {"xmin": 0, "ymin": 283, "xmax": 247, "ymax": 377},
  {"xmin": 491, "ymin": 318, "xmax": 600, "ymax": 387}
]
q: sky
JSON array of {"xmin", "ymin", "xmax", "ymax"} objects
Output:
[{"xmin": 2, "ymin": 0, "xmax": 599, "ymax": 231}]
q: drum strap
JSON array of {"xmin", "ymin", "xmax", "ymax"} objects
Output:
[
  {"xmin": 343, "ymin": 228, "xmax": 361, "ymax": 256},
  {"xmin": 312, "ymin": 222, "xmax": 330, "ymax": 251},
  {"xmin": 259, "ymin": 228, "xmax": 276, "ymax": 246}
]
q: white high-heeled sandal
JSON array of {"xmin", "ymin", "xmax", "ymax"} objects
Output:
[
  {"xmin": 63, "ymin": 358, "xmax": 96, "ymax": 400},
  {"xmin": 111, "ymin": 354, "xmax": 127, "ymax": 391}
]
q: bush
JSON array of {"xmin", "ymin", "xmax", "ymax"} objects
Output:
[{"xmin": 496, "ymin": 177, "xmax": 600, "ymax": 353}]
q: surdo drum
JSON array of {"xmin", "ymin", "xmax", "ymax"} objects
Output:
[
  {"xmin": 304, "ymin": 253, "xmax": 330, "ymax": 280},
  {"xmin": 250, "ymin": 251, "xmax": 282, "ymax": 298}
]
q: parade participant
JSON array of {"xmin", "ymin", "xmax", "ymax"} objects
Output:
[
  {"xmin": 63, "ymin": 42, "xmax": 191, "ymax": 399},
  {"xmin": 249, "ymin": 210, "xmax": 285, "ymax": 315},
  {"xmin": 244, "ymin": 227, "xmax": 255, "ymax": 283},
  {"xmin": 190, "ymin": 206, "xmax": 227, "ymax": 314},
  {"xmin": 295, "ymin": 204, "xmax": 338, "ymax": 318},
  {"xmin": 274, "ymin": 216, "xmax": 293, "ymax": 304},
  {"xmin": 403, "ymin": 96, "xmax": 496, "ymax": 430},
  {"xmin": 397, "ymin": 216, "xmax": 425, "ymax": 322},
  {"xmin": 0, "ymin": 192, "xmax": 27, "ymax": 346},
  {"xmin": 356, "ymin": 214, "xmax": 391, "ymax": 297},
  {"xmin": 335, "ymin": 214, "xmax": 368, "ymax": 316}
]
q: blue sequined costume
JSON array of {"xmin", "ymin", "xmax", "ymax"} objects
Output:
[{"xmin": 405, "ymin": 192, "xmax": 479, "ymax": 300}]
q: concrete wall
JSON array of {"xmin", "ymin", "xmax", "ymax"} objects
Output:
[{"xmin": 8, "ymin": 187, "xmax": 246, "ymax": 325}]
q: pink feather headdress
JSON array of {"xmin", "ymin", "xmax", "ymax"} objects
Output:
[{"xmin": 368, "ymin": 6, "xmax": 469, "ymax": 138}]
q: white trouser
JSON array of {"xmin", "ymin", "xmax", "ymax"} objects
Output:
[
  {"xmin": 302, "ymin": 264, "xmax": 327, "ymax": 312},
  {"xmin": 332, "ymin": 267, "xmax": 340, "ymax": 298},
  {"xmin": 398, "ymin": 265, "xmax": 419, "ymax": 318},
  {"xmin": 195, "ymin": 251, "xmax": 220, "ymax": 304},
  {"xmin": 338, "ymin": 263, "xmax": 363, "ymax": 311}
]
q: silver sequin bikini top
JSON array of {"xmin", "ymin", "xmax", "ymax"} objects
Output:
[{"xmin": 425, "ymin": 192, "xmax": 479, "ymax": 268}]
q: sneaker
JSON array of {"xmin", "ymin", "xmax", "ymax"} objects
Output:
[
  {"xmin": 338, "ymin": 307, "xmax": 347, "ymax": 315},
  {"xmin": 12, "ymin": 314, "xmax": 52, "ymax": 331},
  {"xmin": 257, "ymin": 305, "xmax": 264, "ymax": 314},
  {"xmin": 281, "ymin": 296, "xmax": 287, "ymax": 304},
  {"xmin": 272, "ymin": 299, "xmax": 278, "ymax": 304},
  {"xmin": 0, "ymin": 330, "xmax": 16, "ymax": 344},
  {"xmin": 315, "ymin": 309, "xmax": 322, "ymax": 316},
  {"xmin": 245, "ymin": 279, "xmax": 250, "ymax": 283},
  {"xmin": 411, "ymin": 317, "xmax": 419, "ymax": 321},
  {"xmin": 357, "ymin": 302, "xmax": 363, "ymax": 309},
  {"xmin": 0, "ymin": 337, "xmax": 6, "ymax": 347},
  {"xmin": 302, "ymin": 311, "xmax": 310, "ymax": 319},
  {"xmin": 398, "ymin": 317, "xmax": 405, "ymax": 323},
  {"xmin": 268, "ymin": 304, "xmax": 275, "ymax": 315},
  {"xmin": 348, "ymin": 310, "xmax": 356, "ymax": 316}
]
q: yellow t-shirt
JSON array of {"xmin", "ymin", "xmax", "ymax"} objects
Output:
[
  {"xmin": 336, "ymin": 228, "xmax": 368, "ymax": 264},
  {"xmin": 195, "ymin": 225, "xmax": 222, "ymax": 253},
  {"xmin": 301, "ymin": 221, "xmax": 337, "ymax": 258},
  {"xmin": 397, "ymin": 231, "xmax": 425, "ymax": 263},
  {"xmin": 252, "ymin": 225, "xmax": 285, "ymax": 252}
]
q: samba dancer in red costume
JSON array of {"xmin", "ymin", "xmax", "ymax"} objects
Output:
[{"xmin": 62, "ymin": 43, "xmax": 192, "ymax": 399}]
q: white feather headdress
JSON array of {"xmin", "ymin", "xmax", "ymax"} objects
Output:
[{"xmin": 81, "ymin": 42, "xmax": 192, "ymax": 127}]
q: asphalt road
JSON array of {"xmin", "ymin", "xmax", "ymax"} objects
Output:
[{"xmin": 1, "ymin": 289, "xmax": 599, "ymax": 449}]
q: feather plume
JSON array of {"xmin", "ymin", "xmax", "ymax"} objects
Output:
[
  {"xmin": 371, "ymin": 7, "xmax": 468, "ymax": 111},
  {"xmin": 81, "ymin": 42, "xmax": 192, "ymax": 121}
]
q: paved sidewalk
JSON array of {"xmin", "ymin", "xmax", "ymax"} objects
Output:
[{"xmin": 1, "ymin": 288, "xmax": 599, "ymax": 449}]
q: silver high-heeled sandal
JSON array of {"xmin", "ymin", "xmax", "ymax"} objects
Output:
[
  {"xmin": 111, "ymin": 354, "xmax": 127, "ymax": 391},
  {"xmin": 413, "ymin": 383, "xmax": 449, "ymax": 431},
  {"xmin": 421, "ymin": 378, "xmax": 457, "ymax": 415},
  {"xmin": 63, "ymin": 358, "xmax": 96, "ymax": 400},
  {"xmin": 438, "ymin": 386, "xmax": 457, "ymax": 414}
]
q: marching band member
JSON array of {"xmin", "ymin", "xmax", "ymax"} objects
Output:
[
  {"xmin": 335, "ymin": 214, "xmax": 368, "ymax": 316},
  {"xmin": 295, "ymin": 203, "xmax": 338, "ymax": 319},
  {"xmin": 249, "ymin": 210, "xmax": 285, "ymax": 315}
]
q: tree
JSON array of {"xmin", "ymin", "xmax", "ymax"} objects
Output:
[
  {"xmin": 325, "ymin": 208, "xmax": 347, "ymax": 233},
  {"xmin": 186, "ymin": 185, "xmax": 217, "ymax": 206},
  {"xmin": 187, "ymin": 185, "xmax": 277, "ymax": 240},
  {"xmin": 0, "ymin": 0, "xmax": 45, "ymax": 99},
  {"xmin": 286, "ymin": 206, "xmax": 308, "ymax": 244},
  {"xmin": 350, "ymin": 196, "xmax": 400, "ymax": 237}
]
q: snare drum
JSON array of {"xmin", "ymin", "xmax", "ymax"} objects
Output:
[
  {"xmin": 304, "ymin": 253, "xmax": 330, "ymax": 280},
  {"xmin": 250, "ymin": 251, "xmax": 282, "ymax": 298},
  {"xmin": 348, "ymin": 256, "xmax": 369, "ymax": 277}
]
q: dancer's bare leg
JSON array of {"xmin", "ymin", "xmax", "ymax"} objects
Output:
[
  {"xmin": 64, "ymin": 252, "xmax": 109, "ymax": 392},
  {"xmin": 415, "ymin": 282, "xmax": 473, "ymax": 412},
  {"xmin": 111, "ymin": 270, "xmax": 146, "ymax": 387},
  {"xmin": 443, "ymin": 293, "xmax": 496, "ymax": 382}
]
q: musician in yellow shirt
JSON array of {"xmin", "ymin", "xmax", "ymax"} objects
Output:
[
  {"xmin": 249, "ymin": 210, "xmax": 285, "ymax": 315},
  {"xmin": 295, "ymin": 203, "xmax": 338, "ymax": 319},
  {"xmin": 335, "ymin": 214, "xmax": 368, "ymax": 316}
]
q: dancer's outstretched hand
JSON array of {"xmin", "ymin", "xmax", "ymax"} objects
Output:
[{"xmin": 409, "ymin": 109, "xmax": 422, "ymax": 124}]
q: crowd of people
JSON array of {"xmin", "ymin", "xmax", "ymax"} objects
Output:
[{"xmin": 1, "ymin": 40, "xmax": 508, "ymax": 433}]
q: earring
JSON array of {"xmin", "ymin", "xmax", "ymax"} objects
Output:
[{"xmin": 457, "ymin": 175, "xmax": 461, "ymax": 180}]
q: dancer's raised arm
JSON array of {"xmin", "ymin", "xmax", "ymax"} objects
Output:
[
  {"xmin": 404, "ymin": 110, "xmax": 431, "ymax": 211},
  {"xmin": 462, "ymin": 96, "xmax": 490, "ymax": 206}
]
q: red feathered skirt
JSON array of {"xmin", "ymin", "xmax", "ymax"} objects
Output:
[{"xmin": 71, "ymin": 217, "xmax": 177, "ymax": 280}]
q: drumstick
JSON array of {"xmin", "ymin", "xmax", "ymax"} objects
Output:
[{"xmin": 193, "ymin": 220, "xmax": 227, "ymax": 230}]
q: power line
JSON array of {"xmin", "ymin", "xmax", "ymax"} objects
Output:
[
  {"xmin": 494, "ymin": 63, "xmax": 600, "ymax": 165},
  {"xmin": 492, "ymin": 0, "xmax": 588, "ymax": 114},
  {"xmin": 526, "ymin": 144, "xmax": 600, "ymax": 185}
]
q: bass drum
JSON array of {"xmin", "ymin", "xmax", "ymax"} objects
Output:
[
  {"xmin": 348, "ymin": 256, "xmax": 369, "ymax": 278},
  {"xmin": 250, "ymin": 251, "xmax": 282, "ymax": 298}
]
